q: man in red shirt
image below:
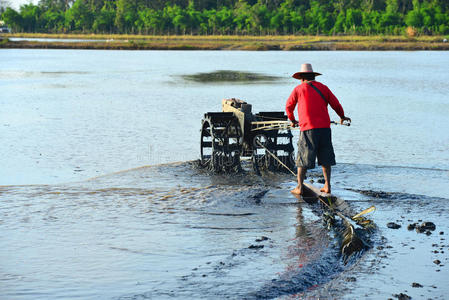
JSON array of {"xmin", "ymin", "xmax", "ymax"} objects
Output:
[{"xmin": 286, "ymin": 63, "xmax": 351, "ymax": 195}]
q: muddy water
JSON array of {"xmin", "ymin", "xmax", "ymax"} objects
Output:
[
  {"xmin": 1, "ymin": 50, "xmax": 449, "ymax": 299},
  {"xmin": 0, "ymin": 162, "xmax": 449, "ymax": 299},
  {"xmin": 2, "ymin": 161, "xmax": 448, "ymax": 299},
  {"xmin": 1, "ymin": 162, "xmax": 345, "ymax": 299}
]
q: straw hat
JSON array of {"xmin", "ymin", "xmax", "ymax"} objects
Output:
[{"xmin": 292, "ymin": 63, "xmax": 322, "ymax": 80}]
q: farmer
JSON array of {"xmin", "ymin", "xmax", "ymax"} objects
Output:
[{"xmin": 286, "ymin": 63, "xmax": 351, "ymax": 195}]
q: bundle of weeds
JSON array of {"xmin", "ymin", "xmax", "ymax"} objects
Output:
[{"xmin": 319, "ymin": 196, "xmax": 375, "ymax": 263}]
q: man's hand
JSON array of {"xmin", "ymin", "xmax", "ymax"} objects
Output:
[
  {"xmin": 291, "ymin": 120, "xmax": 299, "ymax": 128},
  {"xmin": 340, "ymin": 116, "xmax": 351, "ymax": 126}
]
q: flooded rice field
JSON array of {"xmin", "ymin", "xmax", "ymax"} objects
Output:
[
  {"xmin": 1, "ymin": 50, "xmax": 449, "ymax": 299},
  {"xmin": 2, "ymin": 162, "xmax": 448, "ymax": 299},
  {"xmin": 0, "ymin": 162, "xmax": 343, "ymax": 299}
]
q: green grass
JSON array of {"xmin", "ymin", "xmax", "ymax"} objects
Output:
[{"xmin": 0, "ymin": 37, "xmax": 9, "ymax": 45}]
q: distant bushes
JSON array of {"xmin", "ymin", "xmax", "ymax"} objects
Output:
[{"xmin": 1, "ymin": 0, "xmax": 449, "ymax": 36}]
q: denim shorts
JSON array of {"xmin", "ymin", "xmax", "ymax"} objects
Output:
[{"xmin": 296, "ymin": 128, "xmax": 336, "ymax": 169}]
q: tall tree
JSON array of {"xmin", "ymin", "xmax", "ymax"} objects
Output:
[
  {"xmin": 115, "ymin": 0, "xmax": 138, "ymax": 33},
  {"xmin": 233, "ymin": 0, "xmax": 253, "ymax": 33},
  {"xmin": 1, "ymin": 0, "xmax": 448, "ymax": 36},
  {"xmin": 42, "ymin": 8, "xmax": 64, "ymax": 32},
  {"xmin": 1, "ymin": 7, "xmax": 22, "ymax": 31},
  {"xmin": 65, "ymin": 0, "xmax": 94, "ymax": 31},
  {"xmin": 20, "ymin": 4, "xmax": 41, "ymax": 32},
  {"xmin": 93, "ymin": 2, "xmax": 115, "ymax": 32}
]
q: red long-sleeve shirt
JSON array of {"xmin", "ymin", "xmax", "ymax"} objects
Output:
[{"xmin": 285, "ymin": 81, "xmax": 345, "ymax": 131}]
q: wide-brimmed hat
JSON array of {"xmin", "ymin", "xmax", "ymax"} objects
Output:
[{"xmin": 292, "ymin": 63, "xmax": 322, "ymax": 80}]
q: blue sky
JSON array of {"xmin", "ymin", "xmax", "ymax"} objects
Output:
[{"xmin": 8, "ymin": 0, "xmax": 39, "ymax": 10}]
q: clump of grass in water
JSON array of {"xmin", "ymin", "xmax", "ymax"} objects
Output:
[{"xmin": 182, "ymin": 70, "xmax": 281, "ymax": 83}]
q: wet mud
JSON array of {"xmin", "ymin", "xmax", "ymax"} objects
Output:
[
  {"xmin": 111, "ymin": 162, "xmax": 371, "ymax": 299},
  {"xmin": 306, "ymin": 186, "xmax": 449, "ymax": 300},
  {"xmin": 1, "ymin": 161, "xmax": 448, "ymax": 299}
]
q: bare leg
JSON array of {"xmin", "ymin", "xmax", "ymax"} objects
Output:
[
  {"xmin": 291, "ymin": 167, "xmax": 307, "ymax": 195},
  {"xmin": 320, "ymin": 165, "xmax": 331, "ymax": 194}
]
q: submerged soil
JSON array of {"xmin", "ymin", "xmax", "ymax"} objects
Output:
[
  {"xmin": 1, "ymin": 161, "xmax": 448, "ymax": 299},
  {"xmin": 181, "ymin": 70, "xmax": 282, "ymax": 83}
]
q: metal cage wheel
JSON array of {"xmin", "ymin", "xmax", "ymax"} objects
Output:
[
  {"xmin": 200, "ymin": 116, "xmax": 243, "ymax": 172},
  {"xmin": 251, "ymin": 129, "xmax": 295, "ymax": 172}
]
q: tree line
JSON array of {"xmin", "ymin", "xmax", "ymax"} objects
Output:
[{"xmin": 1, "ymin": 0, "xmax": 449, "ymax": 35}]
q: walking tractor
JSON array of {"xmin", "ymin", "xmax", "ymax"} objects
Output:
[
  {"xmin": 200, "ymin": 99, "xmax": 372, "ymax": 262},
  {"xmin": 200, "ymin": 98, "xmax": 296, "ymax": 173}
]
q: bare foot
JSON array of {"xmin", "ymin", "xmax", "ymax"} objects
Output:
[
  {"xmin": 291, "ymin": 186, "xmax": 303, "ymax": 195},
  {"xmin": 320, "ymin": 185, "xmax": 331, "ymax": 194}
]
